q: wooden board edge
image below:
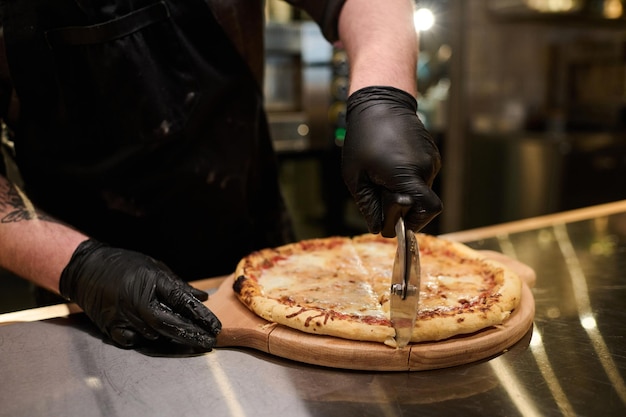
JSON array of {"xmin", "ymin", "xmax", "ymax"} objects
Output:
[{"xmin": 268, "ymin": 326, "xmax": 412, "ymax": 371}]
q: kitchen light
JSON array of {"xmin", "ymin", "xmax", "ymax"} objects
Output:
[
  {"xmin": 525, "ymin": 0, "xmax": 582, "ymax": 12},
  {"xmin": 603, "ymin": 0, "xmax": 624, "ymax": 18},
  {"xmin": 297, "ymin": 124, "xmax": 310, "ymax": 137},
  {"xmin": 413, "ymin": 7, "xmax": 435, "ymax": 32}
]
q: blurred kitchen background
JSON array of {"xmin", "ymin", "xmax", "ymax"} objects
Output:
[
  {"xmin": 267, "ymin": 0, "xmax": 626, "ymax": 239},
  {"xmin": 2, "ymin": 0, "xmax": 626, "ymax": 312}
]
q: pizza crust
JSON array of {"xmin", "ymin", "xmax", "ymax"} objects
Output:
[{"xmin": 233, "ymin": 233, "xmax": 523, "ymax": 347}]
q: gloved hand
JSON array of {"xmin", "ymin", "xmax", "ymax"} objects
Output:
[
  {"xmin": 341, "ymin": 86, "xmax": 443, "ymax": 236},
  {"xmin": 60, "ymin": 239, "xmax": 222, "ymax": 350}
]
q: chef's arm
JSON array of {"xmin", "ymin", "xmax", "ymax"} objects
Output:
[
  {"xmin": 0, "ymin": 173, "xmax": 221, "ymax": 350},
  {"xmin": 336, "ymin": 0, "xmax": 443, "ymax": 234},
  {"xmin": 337, "ymin": 0, "xmax": 418, "ymax": 96},
  {"xmin": 0, "ymin": 173, "xmax": 86, "ymax": 293},
  {"xmin": 292, "ymin": 0, "xmax": 418, "ymax": 95}
]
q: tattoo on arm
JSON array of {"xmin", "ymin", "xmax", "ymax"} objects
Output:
[{"xmin": 0, "ymin": 181, "xmax": 55, "ymax": 224}]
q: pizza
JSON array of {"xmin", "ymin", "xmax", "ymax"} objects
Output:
[{"xmin": 233, "ymin": 233, "xmax": 522, "ymax": 348}]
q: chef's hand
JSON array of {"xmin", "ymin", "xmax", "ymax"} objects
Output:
[
  {"xmin": 341, "ymin": 86, "xmax": 443, "ymax": 237},
  {"xmin": 60, "ymin": 239, "xmax": 221, "ymax": 350}
]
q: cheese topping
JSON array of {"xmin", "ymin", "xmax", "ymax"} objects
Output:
[
  {"xmin": 258, "ymin": 237, "xmax": 499, "ymax": 319},
  {"xmin": 418, "ymin": 254, "xmax": 497, "ymax": 311},
  {"xmin": 258, "ymin": 244, "xmax": 386, "ymax": 318}
]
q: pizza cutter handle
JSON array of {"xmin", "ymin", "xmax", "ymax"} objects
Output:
[{"xmin": 381, "ymin": 192, "xmax": 413, "ymax": 238}]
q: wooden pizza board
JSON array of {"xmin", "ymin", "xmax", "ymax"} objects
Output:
[{"xmin": 205, "ymin": 252, "xmax": 535, "ymax": 371}]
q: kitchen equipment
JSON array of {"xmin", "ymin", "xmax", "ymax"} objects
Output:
[
  {"xmin": 206, "ymin": 252, "xmax": 535, "ymax": 371},
  {"xmin": 382, "ymin": 194, "xmax": 421, "ymax": 348},
  {"xmin": 389, "ymin": 218, "xmax": 421, "ymax": 348},
  {"xmin": 264, "ymin": 21, "xmax": 333, "ymax": 153}
]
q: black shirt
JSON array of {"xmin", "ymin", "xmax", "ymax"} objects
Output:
[{"xmin": 0, "ymin": 0, "xmax": 344, "ymax": 279}]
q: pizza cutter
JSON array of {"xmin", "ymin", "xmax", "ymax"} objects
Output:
[{"xmin": 382, "ymin": 193, "xmax": 421, "ymax": 349}]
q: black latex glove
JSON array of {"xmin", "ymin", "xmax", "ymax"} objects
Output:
[
  {"xmin": 60, "ymin": 239, "xmax": 222, "ymax": 350},
  {"xmin": 341, "ymin": 86, "xmax": 443, "ymax": 237}
]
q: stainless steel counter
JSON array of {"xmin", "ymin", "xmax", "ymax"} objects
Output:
[{"xmin": 2, "ymin": 201, "xmax": 626, "ymax": 417}]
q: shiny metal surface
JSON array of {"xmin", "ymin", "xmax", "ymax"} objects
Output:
[{"xmin": 2, "ymin": 207, "xmax": 626, "ymax": 416}]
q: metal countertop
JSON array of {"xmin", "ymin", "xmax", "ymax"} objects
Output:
[{"xmin": 1, "ymin": 202, "xmax": 626, "ymax": 417}]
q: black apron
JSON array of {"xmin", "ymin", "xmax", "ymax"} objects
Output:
[{"xmin": 1, "ymin": 0, "xmax": 294, "ymax": 279}]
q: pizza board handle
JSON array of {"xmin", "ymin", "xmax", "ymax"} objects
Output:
[{"xmin": 206, "ymin": 276, "xmax": 276, "ymax": 352}]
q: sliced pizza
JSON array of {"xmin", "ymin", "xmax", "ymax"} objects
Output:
[{"xmin": 233, "ymin": 233, "xmax": 522, "ymax": 347}]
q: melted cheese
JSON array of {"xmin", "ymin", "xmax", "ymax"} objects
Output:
[
  {"xmin": 354, "ymin": 238, "xmax": 498, "ymax": 313},
  {"xmin": 258, "ymin": 244, "xmax": 386, "ymax": 318},
  {"xmin": 258, "ymin": 236, "xmax": 499, "ymax": 319}
]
